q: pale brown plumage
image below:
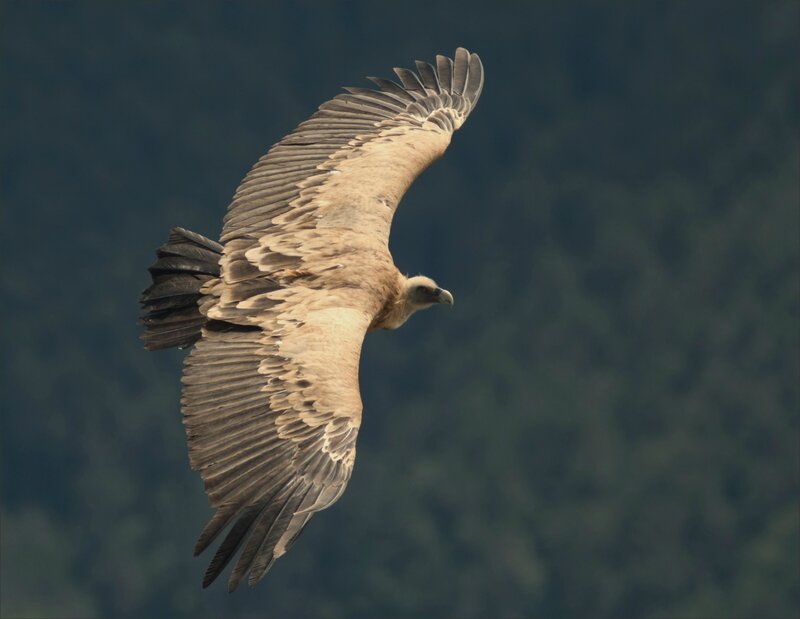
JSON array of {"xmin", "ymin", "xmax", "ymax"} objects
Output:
[{"xmin": 140, "ymin": 47, "xmax": 483, "ymax": 591}]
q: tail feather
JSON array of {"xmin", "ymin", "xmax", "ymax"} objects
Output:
[{"xmin": 140, "ymin": 227, "xmax": 222, "ymax": 351}]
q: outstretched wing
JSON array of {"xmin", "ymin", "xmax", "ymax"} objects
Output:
[
  {"xmin": 182, "ymin": 298, "xmax": 372, "ymax": 591},
  {"xmin": 216, "ymin": 47, "xmax": 484, "ymax": 305}
]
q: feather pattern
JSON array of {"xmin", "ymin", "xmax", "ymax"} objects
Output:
[
  {"xmin": 220, "ymin": 47, "xmax": 483, "ymax": 248},
  {"xmin": 150, "ymin": 49, "xmax": 484, "ymax": 589},
  {"xmin": 182, "ymin": 307, "xmax": 371, "ymax": 589}
]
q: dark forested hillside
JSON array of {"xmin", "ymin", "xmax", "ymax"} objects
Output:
[{"xmin": 1, "ymin": 2, "xmax": 797, "ymax": 618}]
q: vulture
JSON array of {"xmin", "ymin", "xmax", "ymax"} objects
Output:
[{"xmin": 140, "ymin": 47, "xmax": 483, "ymax": 591}]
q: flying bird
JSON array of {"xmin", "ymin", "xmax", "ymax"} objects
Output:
[{"xmin": 140, "ymin": 47, "xmax": 483, "ymax": 591}]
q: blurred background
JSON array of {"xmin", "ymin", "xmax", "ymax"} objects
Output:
[{"xmin": 1, "ymin": 2, "xmax": 798, "ymax": 618}]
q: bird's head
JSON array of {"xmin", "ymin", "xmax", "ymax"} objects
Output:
[{"xmin": 403, "ymin": 275, "xmax": 454, "ymax": 309}]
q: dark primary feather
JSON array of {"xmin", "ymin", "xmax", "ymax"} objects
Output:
[
  {"xmin": 393, "ymin": 67, "xmax": 426, "ymax": 92},
  {"xmin": 436, "ymin": 54, "xmax": 454, "ymax": 92},
  {"xmin": 452, "ymin": 47, "xmax": 470, "ymax": 95}
]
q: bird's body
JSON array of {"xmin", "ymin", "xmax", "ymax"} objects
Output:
[{"xmin": 140, "ymin": 48, "xmax": 483, "ymax": 591}]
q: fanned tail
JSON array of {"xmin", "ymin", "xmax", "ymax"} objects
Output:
[{"xmin": 139, "ymin": 227, "xmax": 222, "ymax": 351}]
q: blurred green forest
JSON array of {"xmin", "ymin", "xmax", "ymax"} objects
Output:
[{"xmin": 1, "ymin": 2, "xmax": 798, "ymax": 618}]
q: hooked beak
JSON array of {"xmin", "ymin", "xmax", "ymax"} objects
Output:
[{"xmin": 437, "ymin": 288, "xmax": 454, "ymax": 306}]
